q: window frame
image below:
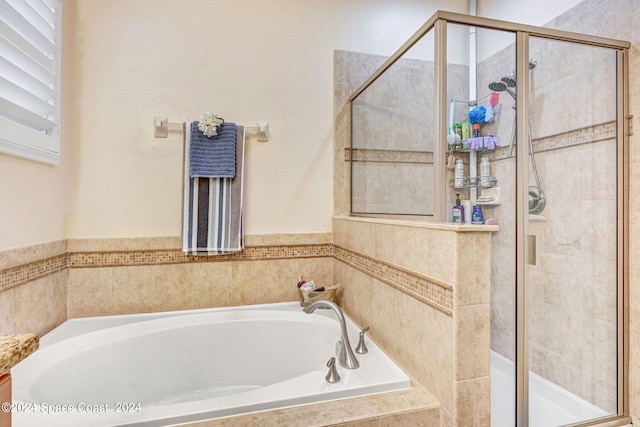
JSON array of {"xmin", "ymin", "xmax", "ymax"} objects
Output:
[{"xmin": 0, "ymin": 0, "xmax": 62, "ymax": 166}]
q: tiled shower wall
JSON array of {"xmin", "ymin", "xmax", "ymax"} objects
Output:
[
  {"xmin": 350, "ymin": 54, "xmax": 435, "ymax": 215},
  {"xmin": 348, "ymin": 50, "xmax": 469, "ymax": 216}
]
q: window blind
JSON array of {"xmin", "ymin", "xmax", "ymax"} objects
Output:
[{"xmin": 0, "ymin": 0, "xmax": 61, "ymax": 165}]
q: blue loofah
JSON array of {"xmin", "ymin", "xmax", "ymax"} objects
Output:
[{"xmin": 469, "ymin": 106, "xmax": 486, "ymax": 124}]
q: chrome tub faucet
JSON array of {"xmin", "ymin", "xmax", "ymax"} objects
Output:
[{"xmin": 303, "ymin": 300, "xmax": 360, "ymax": 369}]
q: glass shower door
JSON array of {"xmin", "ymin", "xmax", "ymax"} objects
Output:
[{"xmin": 525, "ymin": 36, "xmax": 620, "ymax": 426}]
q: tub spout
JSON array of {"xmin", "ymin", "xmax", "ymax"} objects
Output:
[{"xmin": 303, "ymin": 300, "xmax": 360, "ymax": 369}]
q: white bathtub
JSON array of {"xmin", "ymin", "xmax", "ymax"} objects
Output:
[{"xmin": 11, "ymin": 302, "xmax": 410, "ymax": 427}]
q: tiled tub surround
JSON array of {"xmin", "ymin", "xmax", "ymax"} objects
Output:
[
  {"xmin": 0, "ymin": 240, "xmax": 68, "ymax": 338},
  {"xmin": 0, "ymin": 235, "xmax": 334, "ymax": 323},
  {"xmin": 0, "ymin": 234, "xmax": 451, "ymax": 425}
]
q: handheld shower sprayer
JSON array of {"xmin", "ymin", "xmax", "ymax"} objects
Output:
[
  {"xmin": 488, "ymin": 81, "xmax": 516, "ymax": 100},
  {"xmin": 486, "ymin": 58, "xmax": 545, "ymax": 215}
]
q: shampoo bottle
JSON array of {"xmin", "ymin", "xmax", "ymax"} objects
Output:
[
  {"xmin": 452, "ymin": 193, "xmax": 464, "ymax": 223},
  {"xmin": 471, "ymin": 204, "xmax": 485, "ymax": 224}
]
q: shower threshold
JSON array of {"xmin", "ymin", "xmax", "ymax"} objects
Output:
[{"xmin": 491, "ymin": 351, "xmax": 609, "ymax": 426}]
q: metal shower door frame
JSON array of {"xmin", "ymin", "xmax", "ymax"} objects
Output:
[{"xmin": 347, "ymin": 10, "xmax": 630, "ymax": 426}]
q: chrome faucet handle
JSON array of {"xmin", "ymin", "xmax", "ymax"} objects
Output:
[
  {"xmin": 325, "ymin": 357, "xmax": 341, "ymax": 384},
  {"xmin": 356, "ymin": 326, "xmax": 370, "ymax": 354}
]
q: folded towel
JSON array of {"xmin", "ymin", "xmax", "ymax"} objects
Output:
[
  {"xmin": 189, "ymin": 122, "xmax": 237, "ymax": 178},
  {"xmin": 183, "ymin": 123, "xmax": 245, "ymax": 255}
]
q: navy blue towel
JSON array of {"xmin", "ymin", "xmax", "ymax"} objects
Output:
[{"xmin": 189, "ymin": 122, "xmax": 237, "ymax": 178}]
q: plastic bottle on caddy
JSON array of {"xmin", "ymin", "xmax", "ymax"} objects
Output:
[
  {"xmin": 452, "ymin": 193, "xmax": 464, "ymax": 223},
  {"xmin": 480, "ymin": 155, "xmax": 491, "ymax": 188},
  {"xmin": 471, "ymin": 205, "xmax": 485, "ymax": 224},
  {"xmin": 454, "ymin": 159, "xmax": 464, "ymax": 188}
]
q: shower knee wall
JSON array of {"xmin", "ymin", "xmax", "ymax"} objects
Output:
[{"xmin": 333, "ymin": 216, "xmax": 494, "ymax": 426}]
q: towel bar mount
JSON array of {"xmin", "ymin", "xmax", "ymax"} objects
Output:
[{"xmin": 154, "ymin": 116, "xmax": 269, "ymax": 142}]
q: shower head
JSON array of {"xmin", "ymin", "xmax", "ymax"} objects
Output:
[
  {"xmin": 488, "ymin": 80, "xmax": 507, "ymax": 92},
  {"xmin": 499, "ymin": 60, "xmax": 536, "ymax": 87},
  {"xmin": 501, "ymin": 73, "xmax": 516, "ymax": 87},
  {"xmin": 488, "ymin": 81, "xmax": 517, "ymax": 100}
]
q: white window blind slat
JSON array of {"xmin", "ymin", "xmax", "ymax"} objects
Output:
[
  {"xmin": 0, "ymin": 20, "xmax": 52, "ymax": 71},
  {"xmin": 0, "ymin": 1, "xmax": 56, "ymax": 54},
  {"xmin": 0, "ymin": 0, "xmax": 60, "ymax": 165},
  {"xmin": 0, "ymin": 76, "xmax": 56, "ymax": 117},
  {"xmin": 7, "ymin": 0, "xmax": 54, "ymax": 40},
  {"xmin": 0, "ymin": 34, "xmax": 55, "ymax": 85},
  {"xmin": 0, "ymin": 98, "xmax": 56, "ymax": 131},
  {"xmin": 0, "ymin": 57, "xmax": 56, "ymax": 101},
  {"xmin": 26, "ymin": 0, "xmax": 55, "ymax": 27}
]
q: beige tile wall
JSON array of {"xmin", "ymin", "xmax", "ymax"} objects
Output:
[
  {"xmin": 67, "ymin": 234, "xmax": 334, "ymax": 318},
  {"xmin": 332, "ymin": 216, "xmax": 494, "ymax": 427},
  {"xmin": 0, "ymin": 235, "xmax": 334, "ymax": 331},
  {"xmin": 0, "ymin": 241, "xmax": 68, "ymax": 338}
]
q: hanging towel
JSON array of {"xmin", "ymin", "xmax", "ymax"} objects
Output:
[
  {"xmin": 189, "ymin": 121, "xmax": 237, "ymax": 178},
  {"xmin": 182, "ymin": 123, "xmax": 245, "ymax": 255}
]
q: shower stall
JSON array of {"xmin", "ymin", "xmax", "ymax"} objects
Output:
[{"xmin": 348, "ymin": 11, "xmax": 629, "ymax": 427}]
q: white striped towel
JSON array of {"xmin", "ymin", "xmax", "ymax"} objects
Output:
[{"xmin": 182, "ymin": 123, "xmax": 245, "ymax": 255}]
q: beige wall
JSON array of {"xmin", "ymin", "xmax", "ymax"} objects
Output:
[
  {"xmin": 63, "ymin": 0, "xmax": 468, "ymax": 240},
  {"xmin": 0, "ymin": 158, "xmax": 67, "ymax": 249},
  {"xmin": 3, "ymin": 0, "xmax": 472, "ymax": 251}
]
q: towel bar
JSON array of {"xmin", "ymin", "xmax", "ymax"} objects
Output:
[{"xmin": 154, "ymin": 116, "xmax": 269, "ymax": 142}]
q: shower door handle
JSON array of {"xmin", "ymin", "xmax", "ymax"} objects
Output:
[{"xmin": 528, "ymin": 235, "xmax": 537, "ymax": 266}]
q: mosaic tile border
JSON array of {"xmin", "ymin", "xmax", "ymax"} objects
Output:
[
  {"xmin": 69, "ymin": 244, "xmax": 333, "ymax": 268},
  {"xmin": 0, "ymin": 242, "xmax": 452, "ymax": 316},
  {"xmin": 486, "ymin": 121, "xmax": 616, "ymax": 162},
  {"xmin": 0, "ymin": 245, "xmax": 332, "ymax": 290},
  {"xmin": 345, "ymin": 121, "xmax": 616, "ymax": 165},
  {"xmin": 333, "ymin": 245, "xmax": 453, "ymax": 316},
  {"xmin": 345, "ymin": 148, "xmax": 434, "ymax": 164},
  {"xmin": 0, "ymin": 254, "xmax": 68, "ymax": 292}
]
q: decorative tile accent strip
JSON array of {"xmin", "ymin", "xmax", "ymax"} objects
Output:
[
  {"xmin": 68, "ymin": 244, "xmax": 333, "ymax": 268},
  {"xmin": 344, "ymin": 122, "xmax": 615, "ymax": 164},
  {"xmin": 486, "ymin": 121, "xmax": 616, "ymax": 162},
  {"xmin": 1, "ymin": 242, "xmax": 453, "ymax": 316},
  {"xmin": 333, "ymin": 245, "xmax": 453, "ymax": 316},
  {"xmin": 345, "ymin": 148, "xmax": 434, "ymax": 164},
  {"xmin": 0, "ymin": 254, "xmax": 67, "ymax": 292},
  {"xmin": 0, "ymin": 244, "xmax": 333, "ymax": 290}
]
